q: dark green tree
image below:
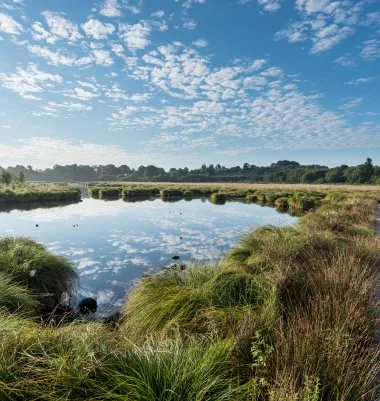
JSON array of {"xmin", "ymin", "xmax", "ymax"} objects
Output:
[
  {"xmin": 18, "ymin": 171, "xmax": 25, "ymax": 184},
  {"xmin": 1, "ymin": 170, "xmax": 12, "ymax": 185}
]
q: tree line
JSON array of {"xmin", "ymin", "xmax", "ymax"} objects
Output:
[{"xmin": 1, "ymin": 158, "xmax": 379, "ymax": 185}]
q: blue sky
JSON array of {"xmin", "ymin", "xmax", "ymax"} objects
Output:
[{"xmin": 0, "ymin": 0, "xmax": 379, "ymax": 169}]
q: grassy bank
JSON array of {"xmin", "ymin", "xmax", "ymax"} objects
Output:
[
  {"xmin": 0, "ymin": 189, "xmax": 379, "ymax": 400},
  {"xmin": 0, "ymin": 183, "xmax": 81, "ymax": 204}
]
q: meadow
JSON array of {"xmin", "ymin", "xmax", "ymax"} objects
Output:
[{"xmin": 0, "ymin": 185, "xmax": 379, "ymax": 400}]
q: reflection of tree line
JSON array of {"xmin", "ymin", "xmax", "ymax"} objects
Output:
[{"xmin": 0, "ymin": 200, "xmax": 81, "ymax": 214}]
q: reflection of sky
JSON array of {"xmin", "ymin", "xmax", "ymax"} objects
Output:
[{"xmin": 0, "ymin": 198, "xmax": 297, "ymax": 314}]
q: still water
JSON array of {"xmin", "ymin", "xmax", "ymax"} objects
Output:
[{"xmin": 0, "ymin": 197, "xmax": 297, "ymax": 314}]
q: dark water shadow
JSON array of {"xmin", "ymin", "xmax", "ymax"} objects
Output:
[
  {"xmin": 122, "ymin": 196, "xmax": 156, "ymax": 203},
  {"xmin": 0, "ymin": 200, "xmax": 82, "ymax": 214}
]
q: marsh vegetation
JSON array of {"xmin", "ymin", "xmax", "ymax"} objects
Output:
[
  {"xmin": 0, "ymin": 186, "xmax": 379, "ymax": 400},
  {"xmin": 87, "ymin": 182, "xmax": 328, "ymax": 211},
  {"xmin": 0, "ymin": 182, "xmax": 81, "ymax": 204}
]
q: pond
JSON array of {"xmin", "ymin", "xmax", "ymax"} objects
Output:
[{"xmin": 0, "ymin": 197, "xmax": 298, "ymax": 315}]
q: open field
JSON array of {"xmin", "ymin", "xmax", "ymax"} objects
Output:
[{"xmin": 0, "ymin": 187, "xmax": 379, "ymax": 400}]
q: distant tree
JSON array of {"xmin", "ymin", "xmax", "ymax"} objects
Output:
[
  {"xmin": 1, "ymin": 170, "xmax": 12, "ymax": 185},
  {"xmin": 300, "ymin": 171, "xmax": 315, "ymax": 183},
  {"xmin": 325, "ymin": 169, "xmax": 345, "ymax": 183},
  {"xmin": 207, "ymin": 164, "xmax": 215, "ymax": 175},
  {"xmin": 361, "ymin": 157, "xmax": 374, "ymax": 183},
  {"xmin": 201, "ymin": 164, "xmax": 207, "ymax": 174},
  {"xmin": 119, "ymin": 165, "xmax": 131, "ymax": 175},
  {"xmin": 145, "ymin": 165, "xmax": 159, "ymax": 179},
  {"xmin": 17, "ymin": 171, "xmax": 25, "ymax": 184}
]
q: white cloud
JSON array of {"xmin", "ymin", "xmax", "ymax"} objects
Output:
[
  {"xmin": 40, "ymin": 11, "xmax": 82, "ymax": 43},
  {"xmin": 81, "ymin": 19, "xmax": 115, "ymax": 39},
  {"xmin": 346, "ymin": 76, "xmax": 379, "ymax": 85},
  {"xmin": 93, "ymin": 49, "xmax": 114, "ymax": 66},
  {"xmin": 27, "ymin": 44, "xmax": 113, "ymax": 67},
  {"xmin": 99, "ymin": 0, "xmax": 141, "ymax": 17},
  {"xmin": 0, "ymin": 63, "xmax": 62, "ymax": 98},
  {"xmin": 28, "ymin": 44, "xmax": 77, "ymax": 66},
  {"xmin": 111, "ymin": 43, "xmax": 124, "ymax": 56},
  {"xmin": 310, "ymin": 26, "xmax": 355, "ymax": 54},
  {"xmin": 340, "ymin": 97, "xmax": 363, "ymax": 110},
  {"xmin": 360, "ymin": 39, "xmax": 380, "ymax": 60},
  {"xmin": 119, "ymin": 21, "xmax": 151, "ymax": 52},
  {"xmin": 47, "ymin": 101, "xmax": 93, "ymax": 111},
  {"xmin": 100, "ymin": 0, "xmax": 122, "ymax": 17},
  {"xmin": 192, "ymin": 38, "xmax": 207, "ymax": 47},
  {"xmin": 258, "ymin": 0, "xmax": 282, "ymax": 12},
  {"xmin": 182, "ymin": 20, "xmax": 197, "ymax": 30},
  {"xmin": 0, "ymin": 12, "xmax": 23, "ymax": 34},
  {"xmin": 179, "ymin": 0, "xmax": 206, "ymax": 9},
  {"xmin": 275, "ymin": 0, "xmax": 372, "ymax": 54},
  {"xmin": 237, "ymin": 0, "xmax": 282, "ymax": 12},
  {"xmin": 333, "ymin": 54, "xmax": 358, "ymax": 68},
  {"xmin": 64, "ymin": 87, "xmax": 100, "ymax": 101},
  {"xmin": 0, "ymin": 137, "xmax": 170, "ymax": 167},
  {"xmin": 151, "ymin": 10, "xmax": 164, "ymax": 18}
]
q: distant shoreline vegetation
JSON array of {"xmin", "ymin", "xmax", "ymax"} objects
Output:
[{"xmin": 1, "ymin": 157, "xmax": 379, "ymax": 184}]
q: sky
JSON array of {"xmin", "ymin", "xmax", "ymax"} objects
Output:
[{"xmin": 0, "ymin": 0, "xmax": 379, "ymax": 169}]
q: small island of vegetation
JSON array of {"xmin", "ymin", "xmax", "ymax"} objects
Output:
[
  {"xmin": 0, "ymin": 186, "xmax": 379, "ymax": 400},
  {"xmin": 0, "ymin": 169, "xmax": 81, "ymax": 205}
]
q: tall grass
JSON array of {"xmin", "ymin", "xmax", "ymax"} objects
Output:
[
  {"xmin": 0, "ymin": 272, "xmax": 37, "ymax": 314},
  {"xmin": 0, "ymin": 237, "xmax": 78, "ymax": 311},
  {"xmin": 210, "ymin": 193, "xmax": 227, "ymax": 204},
  {"xmin": 0, "ymin": 184, "xmax": 81, "ymax": 204}
]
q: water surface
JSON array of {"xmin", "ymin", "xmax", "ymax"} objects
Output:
[{"xmin": 0, "ymin": 197, "xmax": 297, "ymax": 314}]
